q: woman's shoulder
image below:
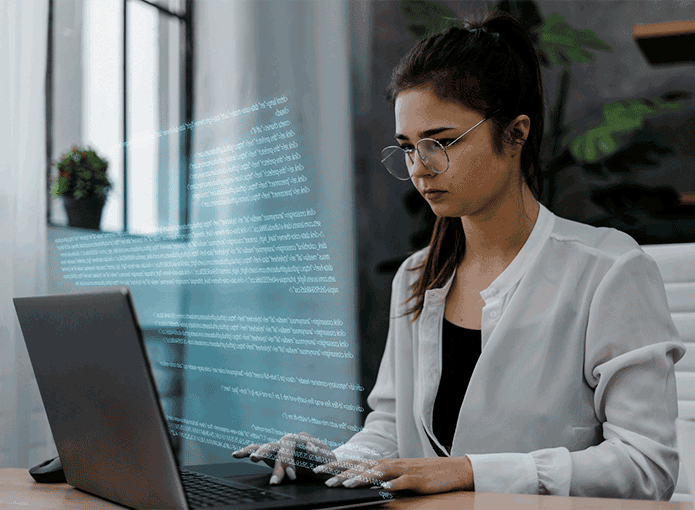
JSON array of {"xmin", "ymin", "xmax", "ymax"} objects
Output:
[
  {"xmin": 401, "ymin": 247, "xmax": 429, "ymax": 270},
  {"xmin": 548, "ymin": 213, "xmax": 643, "ymax": 262},
  {"xmin": 391, "ymin": 247, "xmax": 429, "ymax": 288}
]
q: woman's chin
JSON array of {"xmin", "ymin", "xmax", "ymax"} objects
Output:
[{"xmin": 427, "ymin": 201, "xmax": 465, "ymax": 218}]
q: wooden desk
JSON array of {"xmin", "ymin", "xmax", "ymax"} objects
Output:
[{"xmin": 0, "ymin": 468, "xmax": 691, "ymax": 510}]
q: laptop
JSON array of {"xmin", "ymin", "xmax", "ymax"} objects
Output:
[{"xmin": 13, "ymin": 288, "xmax": 388, "ymax": 510}]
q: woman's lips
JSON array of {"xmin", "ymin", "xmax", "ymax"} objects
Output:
[{"xmin": 423, "ymin": 190, "xmax": 447, "ymax": 201}]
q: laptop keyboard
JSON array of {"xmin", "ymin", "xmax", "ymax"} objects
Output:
[{"xmin": 180, "ymin": 469, "xmax": 292, "ymax": 509}]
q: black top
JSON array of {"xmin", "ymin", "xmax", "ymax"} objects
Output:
[{"xmin": 432, "ymin": 318, "xmax": 482, "ymax": 453}]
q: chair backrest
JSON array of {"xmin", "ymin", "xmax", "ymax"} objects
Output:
[{"xmin": 642, "ymin": 243, "xmax": 695, "ymax": 502}]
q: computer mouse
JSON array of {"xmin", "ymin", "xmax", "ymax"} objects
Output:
[{"xmin": 29, "ymin": 456, "xmax": 66, "ymax": 483}]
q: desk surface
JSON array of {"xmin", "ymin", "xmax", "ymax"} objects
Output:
[{"xmin": 0, "ymin": 468, "xmax": 691, "ymax": 510}]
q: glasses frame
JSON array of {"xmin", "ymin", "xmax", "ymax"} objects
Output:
[{"xmin": 381, "ymin": 108, "xmax": 501, "ymax": 181}]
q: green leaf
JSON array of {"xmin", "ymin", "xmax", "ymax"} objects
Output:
[
  {"xmin": 401, "ymin": 0, "xmax": 459, "ymax": 39},
  {"xmin": 575, "ymin": 28, "xmax": 611, "ymax": 51},
  {"xmin": 536, "ymin": 13, "xmax": 611, "ymax": 68},
  {"xmin": 544, "ymin": 46, "xmax": 566, "ymax": 66},
  {"xmin": 570, "ymin": 134, "xmax": 585, "ymax": 162},
  {"xmin": 597, "ymin": 130, "xmax": 617, "ymax": 156},
  {"xmin": 564, "ymin": 46, "xmax": 595, "ymax": 63},
  {"xmin": 51, "ymin": 178, "xmax": 66, "ymax": 198},
  {"xmin": 565, "ymin": 94, "xmax": 687, "ymax": 163}
]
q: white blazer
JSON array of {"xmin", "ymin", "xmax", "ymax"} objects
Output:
[{"xmin": 333, "ymin": 202, "xmax": 685, "ymax": 499}]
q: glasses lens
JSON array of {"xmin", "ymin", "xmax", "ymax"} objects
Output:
[
  {"xmin": 381, "ymin": 146, "xmax": 411, "ymax": 180},
  {"xmin": 381, "ymin": 141, "xmax": 449, "ymax": 180},
  {"xmin": 417, "ymin": 139, "xmax": 448, "ymax": 174}
]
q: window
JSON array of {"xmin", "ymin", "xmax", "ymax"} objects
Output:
[{"xmin": 47, "ymin": 0, "xmax": 192, "ymax": 236}]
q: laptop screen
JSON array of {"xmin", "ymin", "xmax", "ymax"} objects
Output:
[{"xmin": 14, "ymin": 289, "xmax": 188, "ymax": 509}]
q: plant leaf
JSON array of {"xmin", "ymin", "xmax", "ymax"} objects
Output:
[
  {"xmin": 565, "ymin": 94, "xmax": 687, "ymax": 164},
  {"xmin": 597, "ymin": 130, "xmax": 617, "ymax": 157},
  {"xmin": 401, "ymin": 0, "xmax": 459, "ymax": 39},
  {"xmin": 536, "ymin": 13, "xmax": 611, "ymax": 68},
  {"xmin": 564, "ymin": 46, "xmax": 595, "ymax": 64}
]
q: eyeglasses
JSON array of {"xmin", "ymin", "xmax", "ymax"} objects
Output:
[{"xmin": 380, "ymin": 109, "xmax": 500, "ymax": 181}]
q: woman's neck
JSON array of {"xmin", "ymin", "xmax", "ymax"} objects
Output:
[{"xmin": 460, "ymin": 184, "xmax": 539, "ymax": 266}]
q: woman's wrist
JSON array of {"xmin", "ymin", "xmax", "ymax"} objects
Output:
[{"xmin": 452, "ymin": 455, "xmax": 475, "ymax": 491}]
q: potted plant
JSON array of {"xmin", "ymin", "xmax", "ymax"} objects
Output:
[{"xmin": 50, "ymin": 145, "xmax": 112, "ymax": 230}]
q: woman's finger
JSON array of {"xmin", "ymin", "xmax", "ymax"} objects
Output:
[
  {"xmin": 250, "ymin": 442, "xmax": 281, "ymax": 463},
  {"xmin": 277, "ymin": 432, "xmax": 337, "ymax": 475},
  {"xmin": 315, "ymin": 456, "xmax": 377, "ymax": 475},
  {"xmin": 275, "ymin": 434, "xmax": 299, "ymax": 482},
  {"xmin": 231, "ymin": 444, "xmax": 260, "ymax": 458},
  {"xmin": 379, "ymin": 477, "xmax": 402, "ymax": 491},
  {"xmin": 270, "ymin": 454, "xmax": 293, "ymax": 485},
  {"xmin": 271, "ymin": 432, "xmax": 321, "ymax": 484},
  {"xmin": 379, "ymin": 474, "xmax": 446, "ymax": 495},
  {"xmin": 299, "ymin": 443, "xmax": 335, "ymax": 469},
  {"xmin": 323, "ymin": 460, "xmax": 385, "ymax": 488},
  {"xmin": 313, "ymin": 458, "xmax": 352, "ymax": 475},
  {"xmin": 305, "ymin": 436, "xmax": 332, "ymax": 453},
  {"xmin": 381, "ymin": 474, "xmax": 435, "ymax": 493}
]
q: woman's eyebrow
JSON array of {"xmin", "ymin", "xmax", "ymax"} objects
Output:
[{"xmin": 394, "ymin": 127, "xmax": 456, "ymax": 141}]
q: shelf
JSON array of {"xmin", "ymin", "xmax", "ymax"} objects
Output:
[{"xmin": 633, "ymin": 19, "xmax": 695, "ymax": 64}]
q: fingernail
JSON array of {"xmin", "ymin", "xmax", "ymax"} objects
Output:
[
  {"xmin": 286, "ymin": 467, "xmax": 296, "ymax": 480},
  {"xmin": 370, "ymin": 486, "xmax": 381, "ymax": 489},
  {"xmin": 342, "ymin": 478, "xmax": 359, "ymax": 488},
  {"xmin": 325, "ymin": 476, "xmax": 341, "ymax": 487},
  {"xmin": 381, "ymin": 481, "xmax": 392, "ymax": 490},
  {"xmin": 312, "ymin": 465, "xmax": 326, "ymax": 474},
  {"xmin": 270, "ymin": 475, "xmax": 280, "ymax": 485}
]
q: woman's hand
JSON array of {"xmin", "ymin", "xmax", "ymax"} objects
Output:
[
  {"xmin": 314, "ymin": 456, "xmax": 475, "ymax": 494},
  {"xmin": 232, "ymin": 432, "xmax": 337, "ymax": 485}
]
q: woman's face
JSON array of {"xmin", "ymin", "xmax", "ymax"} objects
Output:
[{"xmin": 394, "ymin": 87, "xmax": 525, "ymax": 219}]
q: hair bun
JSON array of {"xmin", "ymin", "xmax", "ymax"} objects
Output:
[{"xmin": 469, "ymin": 25, "xmax": 500, "ymax": 43}]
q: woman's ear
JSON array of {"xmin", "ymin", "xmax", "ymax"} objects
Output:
[{"xmin": 504, "ymin": 115, "xmax": 530, "ymax": 155}]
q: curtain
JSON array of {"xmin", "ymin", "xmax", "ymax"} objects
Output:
[{"xmin": 0, "ymin": 0, "xmax": 56, "ymax": 468}]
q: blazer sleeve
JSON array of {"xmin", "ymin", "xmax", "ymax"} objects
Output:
[
  {"xmin": 332, "ymin": 265, "xmax": 406, "ymax": 463},
  {"xmin": 469, "ymin": 249, "xmax": 686, "ymax": 499},
  {"xmin": 569, "ymin": 248, "xmax": 685, "ymax": 499}
]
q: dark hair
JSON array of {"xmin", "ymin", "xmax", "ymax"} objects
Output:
[{"xmin": 386, "ymin": 13, "xmax": 545, "ymax": 320}]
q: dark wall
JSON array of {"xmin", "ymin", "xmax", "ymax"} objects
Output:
[{"xmin": 356, "ymin": 0, "xmax": 695, "ymax": 414}]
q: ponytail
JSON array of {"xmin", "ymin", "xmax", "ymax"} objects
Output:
[{"xmin": 484, "ymin": 14, "xmax": 545, "ymax": 195}]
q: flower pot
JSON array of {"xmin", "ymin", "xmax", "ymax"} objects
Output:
[{"xmin": 63, "ymin": 195, "xmax": 106, "ymax": 230}]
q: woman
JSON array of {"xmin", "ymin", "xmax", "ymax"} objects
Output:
[{"xmin": 233, "ymin": 13, "xmax": 685, "ymax": 499}]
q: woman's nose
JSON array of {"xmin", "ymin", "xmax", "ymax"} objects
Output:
[{"xmin": 409, "ymin": 153, "xmax": 436, "ymax": 179}]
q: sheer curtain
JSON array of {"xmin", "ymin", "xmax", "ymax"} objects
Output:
[{"xmin": 0, "ymin": 0, "xmax": 56, "ymax": 468}]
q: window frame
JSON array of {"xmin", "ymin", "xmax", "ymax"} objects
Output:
[{"xmin": 45, "ymin": 0, "xmax": 194, "ymax": 236}]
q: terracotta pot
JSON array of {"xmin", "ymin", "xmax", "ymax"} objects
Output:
[{"xmin": 63, "ymin": 195, "xmax": 106, "ymax": 230}]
